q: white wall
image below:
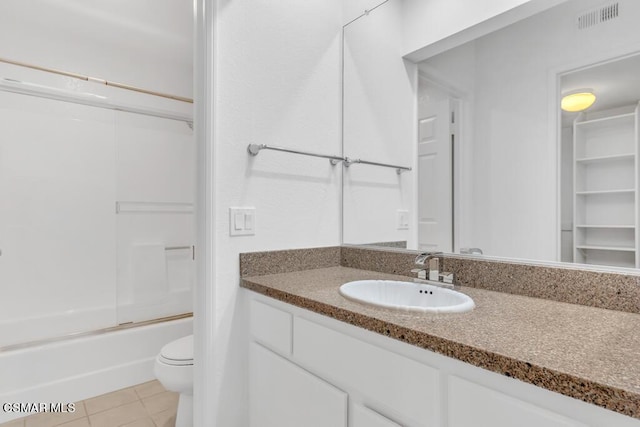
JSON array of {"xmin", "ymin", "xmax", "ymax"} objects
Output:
[
  {"xmin": 212, "ymin": 0, "xmax": 343, "ymax": 424},
  {"xmin": 343, "ymin": 0, "xmax": 390, "ymax": 25},
  {"xmin": 343, "ymin": 0, "xmax": 416, "ymax": 247},
  {"xmin": 419, "ymin": 0, "xmax": 640, "ymax": 261},
  {"xmin": 402, "ymin": 0, "xmax": 567, "ymax": 60}
]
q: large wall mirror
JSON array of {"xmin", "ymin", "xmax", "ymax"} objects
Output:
[{"xmin": 342, "ymin": 0, "xmax": 640, "ymax": 269}]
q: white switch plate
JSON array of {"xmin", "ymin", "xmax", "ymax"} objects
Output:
[
  {"xmin": 397, "ymin": 209, "xmax": 409, "ymax": 230},
  {"xmin": 229, "ymin": 207, "xmax": 256, "ymax": 236}
]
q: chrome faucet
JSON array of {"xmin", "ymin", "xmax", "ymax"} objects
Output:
[{"xmin": 412, "ymin": 252, "xmax": 455, "ymax": 287}]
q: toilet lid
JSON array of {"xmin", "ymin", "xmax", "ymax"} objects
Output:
[{"xmin": 159, "ymin": 335, "xmax": 193, "ymax": 366}]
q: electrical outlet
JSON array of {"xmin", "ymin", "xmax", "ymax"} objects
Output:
[{"xmin": 397, "ymin": 210, "xmax": 409, "ymax": 230}]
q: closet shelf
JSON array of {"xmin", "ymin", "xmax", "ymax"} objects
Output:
[
  {"xmin": 575, "ymin": 189, "xmax": 635, "ymax": 195},
  {"xmin": 575, "ymin": 245, "xmax": 636, "ymax": 252},
  {"xmin": 572, "ymin": 103, "xmax": 640, "ymax": 267},
  {"xmin": 575, "ymin": 225, "xmax": 635, "ymax": 229},
  {"xmin": 575, "ymin": 112, "xmax": 635, "ymax": 127},
  {"xmin": 575, "ymin": 153, "xmax": 635, "ymax": 163}
]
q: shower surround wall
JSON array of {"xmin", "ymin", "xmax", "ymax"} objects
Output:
[
  {"xmin": 0, "ymin": 61, "xmax": 194, "ymax": 347},
  {"xmin": 0, "ymin": 62, "xmax": 194, "ymax": 423},
  {"xmin": 0, "ymin": 3, "xmax": 193, "ymax": 422}
]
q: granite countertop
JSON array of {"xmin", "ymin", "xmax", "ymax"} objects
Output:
[{"xmin": 241, "ymin": 265, "xmax": 640, "ymax": 419}]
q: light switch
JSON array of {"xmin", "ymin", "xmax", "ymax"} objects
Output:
[
  {"xmin": 234, "ymin": 212, "xmax": 244, "ymax": 230},
  {"xmin": 397, "ymin": 209, "xmax": 409, "ymax": 230},
  {"xmin": 229, "ymin": 207, "xmax": 256, "ymax": 236},
  {"xmin": 244, "ymin": 211, "xmax": 254, "ymax": 231}
]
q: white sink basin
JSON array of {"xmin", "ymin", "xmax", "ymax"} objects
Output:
[{"xmin": 339, "ymin": 280, "xmax": 475, "ymax": 313}]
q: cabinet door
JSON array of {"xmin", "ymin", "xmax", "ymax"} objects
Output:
[
  {"xmin": 352, "ymin": 403, "xmax": 401, "ymax": 427},
  {"xmin": 448, "ymin": 376, "xmax": 586, "ymax": 427},
  {"xmin": 294, "ymin": 317, "xmax": 439, "ymax": 426},
  {"xmin": 249, "ymin": 342, "xmax": 348, "ymax": 427}
]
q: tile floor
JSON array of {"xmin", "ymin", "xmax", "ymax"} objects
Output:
[{"xmin": 0, "ymin": 381, "xmax": 178, "ymax": 427}]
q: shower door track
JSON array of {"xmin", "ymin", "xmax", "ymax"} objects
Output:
[
  {"xmin": 0, "ymin": 57, "xmax": 193, "ymax": 103},
  {"xmin": 0, "ymin": 312, "xmax": 193, "ymax": 353}
]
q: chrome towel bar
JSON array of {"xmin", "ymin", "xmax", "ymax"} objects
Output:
[
  {"xmin": 247, "ymin": 143, "xmax": 411, "ymax": 174},
  {"xmin": 343, "ymin": 157, "xmax": 412, "ymax": 174},
  {"xmin": 247, "ymin": 143, "xmax": 343, "ymax": 165}
]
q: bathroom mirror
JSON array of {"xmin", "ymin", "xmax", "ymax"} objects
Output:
[{"xmin": 342, "ymin": 0, "xmax": 640, "ymax": 269}]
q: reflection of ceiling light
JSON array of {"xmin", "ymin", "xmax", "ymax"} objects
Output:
[{"xmin": 561, "ymin": 90, "xmax": 596, "ymax": 112}]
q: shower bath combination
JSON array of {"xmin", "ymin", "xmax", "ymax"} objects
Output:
[{"xmin": 0, "ymin": 56, "xmax": 195, "ymax": 424}]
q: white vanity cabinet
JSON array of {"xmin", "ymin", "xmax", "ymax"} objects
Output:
[
  {"xmin": 448, "ymin": 376, "xmax": 584, "ymax": 427},
  {"xmin": 294, "ymin": 316, "xmax": 439, "ymax": 426},
  {"xmin": 247, "ymin": 292, "xmax": 640, "ymax": 427},
  {"xmin": 249, "ymin": 342, "xmax": 348, "ymax": 427},
  {"xmin": 249, "ymin": 299, "xmax": 347, "ymax": 427},
  {"xmin": 352, "ymin": 404, "xmax": 402, "ymax": 427}
]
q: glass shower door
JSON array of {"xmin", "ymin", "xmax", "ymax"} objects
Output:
[
  {"xmin": 114, "ymin": 111, "xmax": 195, "ymax": 324},
  {"xmin": 0, "ymin": 91, "xmax": 118, "ymax": 347}
]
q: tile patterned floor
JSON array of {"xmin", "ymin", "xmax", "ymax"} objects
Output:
[{"xmin": 0, "ymin": 381, "xmax": 178, "ymax": 427}]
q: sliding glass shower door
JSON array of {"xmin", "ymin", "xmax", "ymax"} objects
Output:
[{"xmin": 0, "ymin": 62, "xmax": 194, "ymax": 349}]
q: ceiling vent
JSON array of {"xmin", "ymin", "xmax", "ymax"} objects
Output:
[{"xmin": 577, "ymin": 2, "xmax": 619, "ymax": 29}]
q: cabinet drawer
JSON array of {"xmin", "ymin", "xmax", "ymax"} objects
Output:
[
  {"xmin": 448, "ymin": 376, "xmax": 586, "ymax": 427},
  {"xmin": 352, "ymin": 403, "xmax": 402, "ymax": 427},
  {"xmin": 294, "ymin": 317, "xmax": 439, "ymax": 426},
  {"xmin": 250, "ymin": 299, "xmax": 292, "ymax": 355}
]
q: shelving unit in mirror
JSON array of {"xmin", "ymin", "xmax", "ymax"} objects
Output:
[{"xmin": 573, "ymin": 103, "xmax": 640, "ymax": 268}]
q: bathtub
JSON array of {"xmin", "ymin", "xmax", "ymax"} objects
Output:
[{"xmin": 0, "ymin": 316, "xmax": 192, "ymax": 423}]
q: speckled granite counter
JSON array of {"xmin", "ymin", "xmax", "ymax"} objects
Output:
[{"xmin": 241, "ymin": 265, "xmax": 640, "ymax": 419}]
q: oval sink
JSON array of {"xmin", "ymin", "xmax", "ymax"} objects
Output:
[{"xmin": 339, "ymin": 280, "xmax": 475, "ymax": 313}]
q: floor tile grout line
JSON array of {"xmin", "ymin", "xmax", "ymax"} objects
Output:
[
  {"xmin": 115, "ymin": 411, "xmax": 151, "ymax": 427},
  {"xmin": 51, "ymin": 415, "xmax": 90, "ymax": 427},
  {"xmin": 4, "ymin": 381, "xmax": 174, "ymax": 427},
  {"xmin": 84, "ymin": 392, "xmax": 142, "ymax": 417},
  {"xmin": 130, "ymin": 381, "xmax": 170, "ymax": 408},
  {"xmin": 133, "ymin": 388, "xmax": 166, "ymax": 402}
]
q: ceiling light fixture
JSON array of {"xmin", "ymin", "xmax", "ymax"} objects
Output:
[{"xmin": 561, "ymin": 89, "xmax": 596, "ymax": 112}]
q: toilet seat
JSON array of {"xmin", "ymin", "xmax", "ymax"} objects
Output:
[
  {"xmin": 154, "ymin": 334, "xmax": 194, "ymax": 427},
  {"xmin": 158, "ymin": 335, "xmax": 193, "ymax": 366}
]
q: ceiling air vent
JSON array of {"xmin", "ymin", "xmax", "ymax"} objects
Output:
[{"xmin": 577, "ymin": 2, "xmax": 619, "ymax": 29}]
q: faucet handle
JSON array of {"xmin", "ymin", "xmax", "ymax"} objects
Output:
[
  {"xmin": 414, "ymin": 251, "xmax": 442, "ymax": 265},
  {"xmin": 410, "ymin": 268, "xmax": 427, "ymax": 280},
  {"xmin": 439, "ymin": 271, "xmax": 455, "ymax": 284}
]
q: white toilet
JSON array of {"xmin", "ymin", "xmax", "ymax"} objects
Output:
[{"xmin": 154, "ymin": 335, "xmax": 194, "ymax": 427}]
